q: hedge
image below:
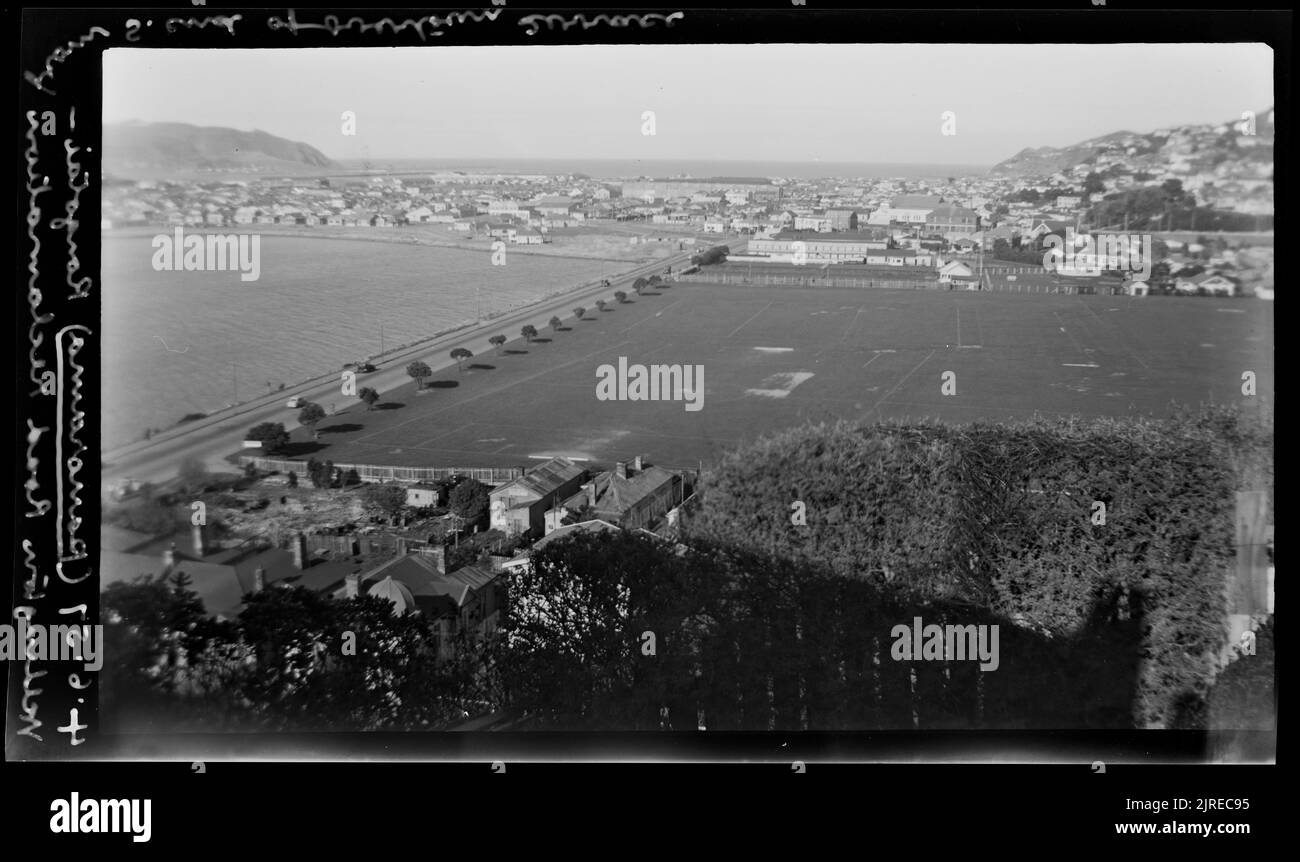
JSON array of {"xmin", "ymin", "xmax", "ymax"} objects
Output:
[{"xmin": 682, "ymin": 406, "xmax": 1273, "ymax": 728}]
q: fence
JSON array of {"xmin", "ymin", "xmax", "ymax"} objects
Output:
[
  {"xmin": 678, "ymin": 270, "xmax": 938, "ymax": 290},
  {"xmin": 239, "ymin": 456, "xmax": 523, "ymax": 486}
]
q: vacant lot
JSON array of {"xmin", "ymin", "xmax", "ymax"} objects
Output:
[{"xmin": 261, "ymin": 282, "xmax": 1274, "ymax": 472}]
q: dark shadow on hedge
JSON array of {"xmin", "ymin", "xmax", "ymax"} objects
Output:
[{"xmin": 495, "ymin": 529, "xmax": 1147, "ymax": 732}]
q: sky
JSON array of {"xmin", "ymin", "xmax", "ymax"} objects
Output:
[{"xmin": 103, "ymin": 44, "xmax": 1273, "ymax": 165}]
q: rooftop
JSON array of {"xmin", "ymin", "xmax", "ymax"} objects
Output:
[{"xmin": 493, "ymin": 456, "xmax": 585, "ymax": 499}]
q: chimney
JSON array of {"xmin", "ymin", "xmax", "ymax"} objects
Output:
[
  {"xmin": 291, "ymin": 532, "xmax": 307, "ymax": 570},
  {"xmin": 615, "ymin": 461, "xmax": 628, "ymax": 480},
  {"xmin": 632, "ymin": 454, "xmax": 644, "ymax": 473},
  {"xmin": 428, "ymin": 545, "xmax": 446, "ymax": 575},
  {"xmin": 586, "ymin": 482, "xmax": 597, "ymax": 509},
  {"xmin": 253, "ymin": 567, "xmax": 265, "ymax": 593},
  {"xmin": 162, "ymin": 542, "xmax": 177, "ymax": 568},
  {"xmin": 345, "ymin": 573, "xmax": 360, "ymax": 599},
  {"xmin": 192, "ymin": 521, "xmax": 207, "ymax": 558},
  {"xmin": 396, "ymin": 536, "xmax": 407, "ymax": 557}
]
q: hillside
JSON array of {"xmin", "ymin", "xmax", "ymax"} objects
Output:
[
  {"xmin": 104, "ymin": 121, "xmax": 337, "ymax": 177},
  {"xmin": 990, "ymin": 109, "xmax": 1274, "ymax": 180}
]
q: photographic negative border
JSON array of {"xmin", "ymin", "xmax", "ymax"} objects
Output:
[{"xmin": 13, "ymin": 2, "xmax": 1286, "ymax": 768}]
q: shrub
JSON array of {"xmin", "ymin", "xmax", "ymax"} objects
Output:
[{"xmin": 683, "ymin": 407, "xmax": 1272, "ymax": 728}]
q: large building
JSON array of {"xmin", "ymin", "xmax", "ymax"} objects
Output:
[
  {"xmin": 925, "ymin": 203, "xmax": 980, "ymax": 236},
  {"xmin": 825, "ymin": 209, "xmax": 859, "ymax": 231},
  {"xmin": 745, "ymin": 229, "xmax": 895, "ymax": 263},
  {"xmin": 866, "ymin": 195, "xmax": 944, "ymax": 225},
  {"xmin": 620, "ymin": 177, "xmax": 783, "ymax": 203}
]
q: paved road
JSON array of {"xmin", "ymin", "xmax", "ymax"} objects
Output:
[{"xmin": 103, "ymin": 243, "xmax": 739, "ymax": 488}]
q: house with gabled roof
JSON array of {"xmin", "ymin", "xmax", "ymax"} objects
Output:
[
  {"xmin": 551, "ymin": 455, "xmax": 687, "ymax": 533},
  {"xmin": 338, "ymin": 554, "xmax": 507, "ymax": 658},
  {"xmin": 489, "ymin": 456, "xmax": 587, "ymax": 537},
  {"xmin": 1175, "ymin": 271, "xmax": 1238, "ymax": 296}
]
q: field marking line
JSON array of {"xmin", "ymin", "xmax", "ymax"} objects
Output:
[
  {"xmin": 956, "ymin": 303, "xmax": 961, "ymax": 348},
  {"xmin": 351, "ymin": 338, "xmax": 635, "ymax": 442},
  {"xmin": 364, "ymin": 422, "xmax": 477, "ymax": 448},
  {"xmin": 862, "ymin": 352, "xmax": 884, "ymax": 370},
  {"xmin": 864, "ymin": 348, "xmax": 936, "ymax": 417},
  {"xmin": 1052, "ymin": 310, "xmax": 1091, "ymax": 358},
  {"xmin": 621, "ymin": 297, "xmax": 684, "ymax": 333},
  {"xmin": 840, "ymin": 306, "xmax": 865, "ymax": 343},
  {"xmin": 726, "ymin": 299, "xmax": 776, "ymax": 338},
  {"xmin": 1076, "ymin": 295, "xmax": 1151, "ymax": 371}
]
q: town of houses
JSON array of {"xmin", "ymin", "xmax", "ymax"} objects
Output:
[
  {"xmin": 104, "ymin": 453, "xmax": 696, "ymax": 669},
  {"xmin": 105, "ymin": 114, "xmax": 1274, "ymax": 298}
]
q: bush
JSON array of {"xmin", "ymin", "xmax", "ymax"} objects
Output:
[
  {"xmin": 449, "ymin": 479, "xmax": 490, "ymax": 526},
  {"xmin": 683, "ymin": 407, "xmax": 1273, "ymax": 728}
]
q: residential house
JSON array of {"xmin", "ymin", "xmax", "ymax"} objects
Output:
[
  {"xmin": 339, "ymin": 554, "xmax": 506, "ymax": 660},
  {"xmin": 100, "ymin": 524, "xmax": 365, "ymax": 621},
  {"xmin": 938, "ymin": 259, "xmax": 978, "ymax": 287},
  {"xmin": 488, "ymin": 457, "xmax": 587, "ymax": 537},
  {"xmin": 406, "ymin": 483, "xmax": 446, "ymax": 509},
  {"xmin": 553, "ymin": 456, "xmax": 686, "ymax": 533},
  {"xmin": 1175, "ymin": 272, "xmax": 1238, "ymax": 296}
]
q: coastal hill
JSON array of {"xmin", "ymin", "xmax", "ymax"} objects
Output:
[
  {"xmin": 989, "ymin": 107, "xmax": 1274, "ymax": 180},
  {"xmin": 104, "ymin": 121, "xmax": 336, "ymax": 178}
]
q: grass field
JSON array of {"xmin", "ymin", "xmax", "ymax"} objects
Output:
[{"xmin": 269, "ymin": 282, "xmax": 1274, "ymax": 472}]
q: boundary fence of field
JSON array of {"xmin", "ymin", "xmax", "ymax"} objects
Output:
[
  {"xmin": 239, "ymin": 456, "xmax": 523, "ymax": 486},
  {"xmin": 678, "ymin": 270, "xmax": 939, "ymax": 290}
]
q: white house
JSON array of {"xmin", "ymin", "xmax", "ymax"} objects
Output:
[
  {"xmin": 1175, "ymin": 272, "xmax": 1237, "ymax": 296},
  {"xmin": 937, "ymin": 260, "xmax": 976, "ymax": 284}
]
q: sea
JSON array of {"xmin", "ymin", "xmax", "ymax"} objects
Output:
[
  {"xmin": 101, "ymin": 233, "xmax": 628, "ymax": 451},
  {"xmin": 334, "ymin": 158, "xmax": 992, "ymax": 182}
]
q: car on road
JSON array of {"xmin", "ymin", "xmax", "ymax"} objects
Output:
[
  {"xmin": 286, "ymin": 396, "xmax": 305, "ymax": 408},
  {"xmin": 343, "ymin": 361, "xmax": 377, "ymax": 373}
]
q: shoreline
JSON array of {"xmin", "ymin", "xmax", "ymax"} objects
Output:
[
  {"xmin": 103, "ymin": 223, "xmax": 679, "ymax": 266},
  {"xmin": 102, "ymin": 250, "xmax": 657, "ymax": 455}
]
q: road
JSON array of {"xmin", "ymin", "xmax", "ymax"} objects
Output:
[{"xmin": 103, "ymin": 242, "xmax": 738, "ymax": 488}]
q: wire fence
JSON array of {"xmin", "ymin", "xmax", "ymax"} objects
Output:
[
  {"xmin": 678, "ymin": 270, "xmax": 939, "ymax": 290},
  {"xmin": 239, "ymin": 456, "xmax": 523, "ymax": 486}
]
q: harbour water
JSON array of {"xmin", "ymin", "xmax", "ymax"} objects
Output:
[{"xmin": 101, "ymin": 232, "xmax": 628, "ymax": 450}]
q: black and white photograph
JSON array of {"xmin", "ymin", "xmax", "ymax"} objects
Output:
[{"xmin": 12, "ymin": 6, "xmax": 1279, "ymax": 821}]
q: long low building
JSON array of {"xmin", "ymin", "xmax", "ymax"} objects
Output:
[
  {"xmin": 621, "ymin": 178, "xmax": 784, "ymax": 202},
  {"xmin": 744, "ymin": 236, "xmax": 935, "ymax": 266}
]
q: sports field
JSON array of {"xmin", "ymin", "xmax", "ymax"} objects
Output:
[{"xmin": 273, "ymin": 282, "xmax": 1274, "ymax": 472}]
